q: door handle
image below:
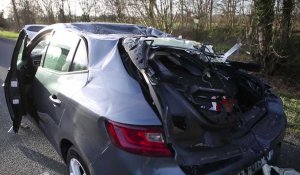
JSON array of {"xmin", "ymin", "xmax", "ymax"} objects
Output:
[{"xmin": 49, "ymin": 95, "xmax": 61, "ymax": 105}]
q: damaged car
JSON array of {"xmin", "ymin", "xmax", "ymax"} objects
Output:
[{"xmin": 3, "ymin": 23, "xmax": 286, "ymax": 175}]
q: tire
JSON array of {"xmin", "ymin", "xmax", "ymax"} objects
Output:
[
  {"xmin": 67, "ymin": 146, "xmax": 90, "ymax": 175},
  {"xmin": 270, "ymin": 142, "xmax": 282, "ymax": 164}
]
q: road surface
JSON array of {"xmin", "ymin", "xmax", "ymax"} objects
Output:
[{"xmin": 0, "ymin": 37, "xmax": 299, "ymax": 175}]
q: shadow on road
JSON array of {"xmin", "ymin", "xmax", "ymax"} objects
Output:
[
  {"xmin": 276, "ymin": 142, "xmax": 300, "ymax": 171},
  {"xmin": 18, "ymin": 145, "xmax": 67, "ymax": 174}
]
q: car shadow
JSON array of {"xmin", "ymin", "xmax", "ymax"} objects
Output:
[{"xmin": 18, "ymin": 145, "xmax": 67, "ymax": 174}]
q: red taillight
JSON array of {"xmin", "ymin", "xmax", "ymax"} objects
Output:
[{"xmin": 105, "ymin": 120, "xmax": 173, "ymax": 157}]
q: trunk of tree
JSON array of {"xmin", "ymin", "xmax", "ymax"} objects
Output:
[
  {"xmin": 209, "ymin": 0, "xmax": 213, "ymax": 29},
  {"xmin": 115, "ymin": 0, "xmax": 124, "ymax": 22},
  {"xmin": 180, "ymin": 0, "xmax": 184, "ymax": 25},
  {"xmin": 254, "ymin": 0, "xmax": 276, "ymax": 74},
  {"xmin": 11, "ymin": 0, "xmax": 20, "ymax": 30},
  {"xmin": 149, "ymin": 0, "xmax": 158, "ymax": 28},
  {"xmin": 23, "ymin": 0, "xmax": 35, "ymax": 24},
  {"xmin": 41, "ymin": 0, "xmax": 55, "ymax": 24},
  {"xmin": 280, "ymin": 0, "xmax": 294, "ymax": 50},
  {"xmin": 58, "ymin": 0, "xmax": 66, "ymax": 22}
]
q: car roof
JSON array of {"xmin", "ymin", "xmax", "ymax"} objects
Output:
[
  {"xmin": 41, "ymin": 22, "xmax": 171, "ymax": 39},
  {"xmin": 24, "ymin": 24, "xmax": 47, "ymax": 27}
]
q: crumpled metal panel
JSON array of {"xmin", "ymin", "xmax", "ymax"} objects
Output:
[{"xmin": 72, "ymin": 36, "xmax": 161, "ymax": 125}]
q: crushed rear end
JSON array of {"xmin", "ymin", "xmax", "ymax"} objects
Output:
[{"xmin": 121, "ymin": 37, "xmax": 286, "ymax": 174}]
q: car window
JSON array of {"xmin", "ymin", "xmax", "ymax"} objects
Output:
[
  {"xmin": 43, "ymin": 31, "xmax": 80, "ymax": 72},
  {"xmin": 70, "ymin": 40, "xmax": 88, "ymax": 71},
  {"xmin": 30, "ymin": 35, "xmax": 50, "ymax": 56},
  {"xmin": 27, "ymin": 26, "xmax": 45, "ymax": 32}
]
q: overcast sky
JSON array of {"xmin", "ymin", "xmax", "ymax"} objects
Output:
[{"xmin": 0, "ymin": 0, "xmax": 10, "ymax": 17}]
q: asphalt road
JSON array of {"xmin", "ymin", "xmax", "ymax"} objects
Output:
[
  {"xmin": 0, "ymin": 38, "xmax": 67, "ymax": 175},
  {"xmin": 0, "ymin": 38, "xmax": 299, "ymax": 175}
]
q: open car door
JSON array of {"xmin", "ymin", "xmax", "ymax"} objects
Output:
[{"xmin": 3, "ymin": 30, "xmax": 28, "ymax": 133}]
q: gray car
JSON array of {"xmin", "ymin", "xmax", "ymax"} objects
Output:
[{"xmin": 3, "ymin": 23, "xmax": 286, "ymax": 175}]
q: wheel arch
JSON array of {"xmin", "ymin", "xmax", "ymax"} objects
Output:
[{"xmin": 60, "ymin": 138, "xmax": 73, "ymax": 163}]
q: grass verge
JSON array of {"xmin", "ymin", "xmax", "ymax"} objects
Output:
[
  {"xmin": 263, "ymin": 75, "xmax": 300, "ymax": 139},
  {"xmin": 281, "ymin": 94, "xmax": 300, "ymax": 137},
  {"xmin": 0, "ymin": 30, "xmax": 19, "ymax": 40}
]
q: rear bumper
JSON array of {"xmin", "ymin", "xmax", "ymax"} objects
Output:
[
  {"xmin": 181, "ymin": 94, "xmax": 287, "ymax": 174},
  {"xmin": 180, "ymin": 129, "xmax": 284, "ymax": 175},
  {"xmin": 90, "ymin": 144, "xmax": 186, "ymax": 175},
  {"xmin": 90, "ymin": 94, "xmax": 286, "ymax": 175}
]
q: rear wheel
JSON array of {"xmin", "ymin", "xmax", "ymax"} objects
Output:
[{"xmin": 67, "ymin": 146, "xmax": 90, "ymax": 175}]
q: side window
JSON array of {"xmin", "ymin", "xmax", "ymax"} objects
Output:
[
  {"xmin": 43, "ymin": 32, "xmax": 80, "ymax": 72},
  {"xmin": 31, "ymin": 36, "xmax": 50, "ymax": 56},
  {"xmin": 30, "ymin": 35, "xmax": 51, "ymax": 66},
  {"xmin": 70, "ymin": 40, "xmax": 88, "ymax": 71}
]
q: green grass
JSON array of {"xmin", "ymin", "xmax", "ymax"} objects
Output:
[
  {"xmin": 0, "ymin": 30, "xmax": 19, "ymax": 39},
  {"xmin": 280, "ymin": 94, "xmax": 300, "ymax": 137}
]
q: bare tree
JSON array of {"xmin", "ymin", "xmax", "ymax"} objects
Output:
[
  {"xmin": 253, "ymin": 0, "xmax": 276, "ymax": 73},
  {"xmin": 0, "ymin": 10, "xmax": 7, "ymax": 28},
  {"xmin": 209, "ymin": 0, "xmax": 213, "ymax": 29},
  {"xmin": 11, "ymin": 0, "xmax": 20, "ymax": 29},
  {"xmin": 217, "ymin": 0, "xmax": 238, "ymax": 28},
  {"xmin": 280, "ymin": 0, "xmax": 295, "ymax": 49},
  {"xmin": 128, "ymin": 0, "xmax": 178, "ymax": 33},
  {"xmin": 65, "ymin": 0, "xmax": 73, "ymax": 22},
  {"xmin": 188, "ymin": 0, "xmax": 210, "ymax": 29},
  {"xmin": 55, "ymin": 0, "xmax": 67, "ymax": 22},
  {"xmin": 103, "ymin": 0, "xmax": 126, "ymax": 22},
  {"xmin": 79, "ymin": 0, "xmax": 97, "ymax": 22},
  {"xmin": 40, "ymin": 0, "xmax": 55, "ymax": 24},
  {"xmin": 18, "ymin": 0, "xmax": 36, "ymax": 24}
]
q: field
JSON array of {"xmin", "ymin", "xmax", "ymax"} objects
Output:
[{"xmin": 0, "ymin": 30, "xmax": 19, "ymax": 39}]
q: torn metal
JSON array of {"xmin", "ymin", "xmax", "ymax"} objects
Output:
[{"xmin": 122, "ymin": 37, "xmax": 286, "ymax": 166}]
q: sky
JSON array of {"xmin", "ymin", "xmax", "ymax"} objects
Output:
[{"xmin": 0, "ymin": 0, "xmax": 10, "ymax": 17}]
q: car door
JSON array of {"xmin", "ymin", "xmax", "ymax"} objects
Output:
[
  {"xmin": 33, "ymin": 30, "xmax": 82, "ymax": 147},
  {"xmin": 3, "ymin": 30, "xmax": 28, "ymax": 133}
]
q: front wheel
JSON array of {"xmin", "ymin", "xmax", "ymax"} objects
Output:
[{"xmin": 67, "ymin": 146, "xmax": 90, "ymax": 175}]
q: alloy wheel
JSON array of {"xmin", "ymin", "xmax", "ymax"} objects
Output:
[{"xmin": 69, "ymin": 158, "xmax": 87, "ymax": 175}]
